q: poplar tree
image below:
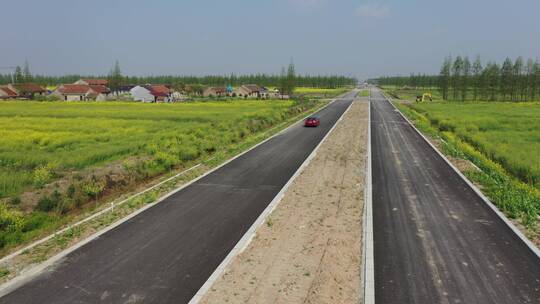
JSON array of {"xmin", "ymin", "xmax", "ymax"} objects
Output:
[
  {"xmin": 513, "ymin": 57, "xmax": 524, "ymax": 101},
  {"xmin": 23, "ymin": 60, "xmax": 32, "ymax": 82},
  {"xmin": 486, "ymin": 62, "xmax": 500, "ymax": 101},
  {"xmin": 526, "ymin": 58, "xmax": 535, "ymax": 100},
  {"xmin": 472, "ymin": 56, "xmax": 482, "ymax": 101},
  {"xmin": 13, "ymin": 66, "xmax": 23, "ymax": 84},
  {"xmin": 279, "ymin": 67, "xmax": 287, "ymax": 98},
  {"xmin": 108, "ymin": 60, "xmax": 123, "ymax": 92},
  {"xmin": 461, "ymin": 57, "xmax": 471, "ymax": 101},
  {"xmin": 534, "ymin": 60, "xmax": 540, "ymax": 101},
  {"xmin": 439, "ymin": 56, "xmax": 451, "ymax": 100},
  {"xmin": 451, "ymin": 56, "xmax": 463, "ymax": 100},
  {"xmin": 500, "ymin": 58, "xmax": 513, "ymax": 101},
  {"xmin": 286, "ymin": 61, "xmax": 296, "ymax": 95}
]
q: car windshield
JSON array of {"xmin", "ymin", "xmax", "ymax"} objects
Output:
[{"xmin": 307, "ymin": 117, "xmax": 318, "ymax": 120}]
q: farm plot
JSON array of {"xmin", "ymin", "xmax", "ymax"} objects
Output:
[
  {"xmin": 0, "ymin": 100, "xmax": 310, "ymax": 199},
  {"xmin": 0, "ymin": 99, "xmax": 323, "ymax": 253}
]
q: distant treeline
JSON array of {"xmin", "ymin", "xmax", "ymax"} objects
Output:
[
  {"xmin": 372, "ymin": 56, "xmax": 540, "ymax": 102},
  {"xmin": 0, "ymin": 73, "xmax": 356, "ymax": 89}
]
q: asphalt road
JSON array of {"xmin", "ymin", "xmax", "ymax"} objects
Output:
[
  {"xmin": 371, "ymin": 88, "xmax": 540, "ymax": 304},
  {"xmin": 0, "ymin": 93, "xmax": 355, "ymax": 304}
]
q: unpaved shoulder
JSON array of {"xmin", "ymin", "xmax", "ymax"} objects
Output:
[{"xmin": 200, "ymin": 100, "xmax": 369, "ymax": 304}]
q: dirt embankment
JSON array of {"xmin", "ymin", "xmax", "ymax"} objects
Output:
[{"xmin": 200, "ymin": 99, "xmax": 369, "ymax": 304}]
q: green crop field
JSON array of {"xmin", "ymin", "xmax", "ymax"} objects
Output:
[
  {"xmin": 0, "ymin": 100, "xmax": 311, "ymax": 199},
  {"xmin": 0, "ymin": 99, "xmax": 323, "ymax": 250},
  {"xmin": 409, "ymin": 102, "xmax": 540, "ymax": 189},
  {"xmin": 295, "ymin": 87, "xmax": 350, "ymax": 97}
]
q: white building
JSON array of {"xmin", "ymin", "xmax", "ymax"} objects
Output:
[{"xmin": 130, "ymin": 86, "xmax": 155, "ymax": 102}]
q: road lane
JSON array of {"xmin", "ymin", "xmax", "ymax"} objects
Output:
[
  {"xmin": 371, "ymin": 88, "xmax": 540, "ymax": 304},
  {"xmin": 0, "ymin": 93, "xmax": 355, "ymax": 304}
]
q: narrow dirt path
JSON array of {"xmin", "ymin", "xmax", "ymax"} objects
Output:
[{"xmin": 200, "ymin": 99, "xmax": 369, "ymax": 304}]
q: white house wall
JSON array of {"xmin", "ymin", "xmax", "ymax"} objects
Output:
[{"xmin": 130, "ymin": 86, "xmax": 154, "ymax": 102}]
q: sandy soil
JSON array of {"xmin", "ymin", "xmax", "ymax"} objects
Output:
[{"xmin": 200, "ymin": 99, "xmax": 369, "ymax": 304}]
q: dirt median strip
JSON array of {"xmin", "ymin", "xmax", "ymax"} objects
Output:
[{"xmin": 200, "ymin": 100, "xmax": 369, "ymax": 304}]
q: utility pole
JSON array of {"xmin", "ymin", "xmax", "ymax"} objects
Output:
[{"xmin": 0, "ymin": 66, "xmax": 16, "ymax": 83}]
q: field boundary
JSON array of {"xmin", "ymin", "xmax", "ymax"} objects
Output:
[
  {"xmin": 381, "ymin": 90, "xmax": 540, "ymax": 259},
  {"xmin": 0, "ymin": 92, "xmax": 353, "ymax": 298},
  {"xmin": 362, "ymin": 90, "xmax": 375, "ymax": 304},
  {"xmin": 188, "ymin": 93, "xmax": 356, "ymax": 303}
]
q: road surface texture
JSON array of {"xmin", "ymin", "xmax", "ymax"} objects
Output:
[
  {"xmin": 201, "ymin": 99, "xmax": 368, "ymax": 304},
  {"xmin": 371, "ymin": 88, "xmax": 540, "ymax": 304},
  {"xmin": 0, "ymin": 93, "xmax": 355, "ymax": 304}
]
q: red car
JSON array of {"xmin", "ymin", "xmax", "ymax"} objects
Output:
[{"xmin": 304, "ymin": 116, "xmax": 320, "ymax": 127}]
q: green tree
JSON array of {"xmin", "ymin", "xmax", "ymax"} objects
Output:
[
  {"xmin": 439, "ymin": 56, "xmax": 451, "ymax": 100},
  {"xmin": 451, "ymin": 56, "xmax": 463, "ymax": 100},
  {"xmin": 279, "ymin": 67, "xmax": 287, "ymax": 98},
  {"xmin": 534, "ymin": 60, "xmax": 540, "ymax": 101},
  {"xmin": 526, "ymin": 58, "xmax": 535, "ymax": 100},
  {"xmin": 107, "ymin": 60, "xmax": 123, "ymax": 92},
  {"xmin": 286, "ymin": 60, "xmax": 296, "ymax": 95},
  {"xmin": 13, "ymin": 66, "xmax": 23, "ymax": 84},
  {"xmin": 461, "ymin": 56, "xmax": 471, "ymax": 101},
  {"xmin": 513, "ymin": 57, "xmax": 524, "ymax": 101},
  {"xmin": 472, "ymin": 56, "xmax": 483, "ymax": 101},
  {"xmin": 23, "ymin": 60, "xmax": 32, "ymax": 83},
  {"xmin": 486, "ymin": 62, "xmax": 500, "ymax": 101},
  {"xmin": 500, "ymin": 58, "xmax": 513, "ymax": 101}
]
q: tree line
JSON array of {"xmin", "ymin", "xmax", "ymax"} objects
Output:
[
  {"xmin": 0, "ymin": 61, "xmax": 356, "ymax": 90},
  {"xmin": 373, "ymin": 55, "xmax": 540, "ymax": 102}
]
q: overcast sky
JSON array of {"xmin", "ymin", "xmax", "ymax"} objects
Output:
[{"xmin": 2, "ymin": 0, "xmax": 539, "ymax": 80}]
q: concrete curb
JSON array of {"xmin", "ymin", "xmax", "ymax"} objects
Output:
[
  {"xmin": 0, "ymin": 93, "xmax": 352, "ymax": 298},
  {"xmin": 381, "ymin": 90, "xmax": 540, "ymax": 259},
  {"xmin": 188, "ymin": 93, "xmax": 357, "ymax": 304},
  {"xmin": 362, "ymin": 89, "xmax": 375, "ymax": 304}
]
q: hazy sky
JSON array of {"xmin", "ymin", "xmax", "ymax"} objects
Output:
[{"xmin": 2, "ymin": 0, "xmax": 539, "ymax": 79}]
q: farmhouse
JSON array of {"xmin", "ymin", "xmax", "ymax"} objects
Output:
[
  {"xmin": 6, "ymin": 83, "xmax": 47, "ymax": 99},
  {"xmin": 130, "ymin": 85, "xmax": 171, "ymax": 102},
  {"xmin": 74, "ymin": 79, "xmax": 109, "ymax": 86},
  {"xmin": 0, "ymin": 87, "xmax": 18, "ymax": 99},
  {"xmin": 53, "ymin": 84, "xmax": 110, "ymax": 101},
  {"xmin": 203, "ymin": 87, "xmax": 227, "ymax": 97},
  {"xmin": 235, "ymin": 84, "xmax": 268, "ymax": 98},
  {"xmin": 89, "ymin": 85, "xmax": 111, "ymax": 100},
  {"xmin": 170, "ymin": 91, "xmax": 188, "ymax": 102}
]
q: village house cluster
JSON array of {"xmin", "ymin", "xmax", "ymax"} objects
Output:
[
  {"xmin": 0, "ymin": 79, "xmax": 283, "ymax": 102},
  {"xmin": 202, "ymin": 84, "xmax": 280, "ymax": 99}
]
